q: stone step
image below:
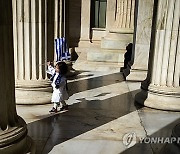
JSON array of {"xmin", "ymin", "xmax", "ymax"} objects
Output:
[
  {"xmin": 125, "ymin": 69, "xmax": 148, "ymax": 82},
  {"xmin": 101, "ymin": 32, "xmax": 133, "ymax": 50},
  {"xmin": 72, "ymin": 50, "xmax": 123, "ymax": 71},
  {"xmin": 73, "ymin": 60, "xmax": 123, "ymax": 72},
  {"xmin": 87, "ymin": 48, "xmax": 126, "ymax": 63}
]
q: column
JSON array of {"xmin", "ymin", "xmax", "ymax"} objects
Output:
[
  {"xmin": 79, "ymin": 0, "xmax": 91, "ymax": 47},
  {"xmin": 135, "ymin": 0, "xmax": 180, "ymax": 111},
  {"xmin": 112, "ymin": 0, "xmax": 134, "ymax": 30},
  {"xmin": 0, "ymin": 0, "xmax": 31, "ymax": 152},
  {"xmin": 123, "ymin": 0, "xmax": 154, "ymax": 80},
  {"xmin": 54, "ymin": 0, "xmax": 67, "ymax": 60},
  {"xmin": 105, "ymin": 0, "xmax": 116, "ymax": 30},
  {"xmin": 13, "ymin": 0, "xmax": 52, "ymax": 104},
  {"xmin": 46, "ymin": 0, "xmax": 55, "ymax": 61},
  {"xmin": 54, "ymin": 0, "xmax": 64, "ymax": 38},
  {"xmin": 101, "ymin": 0, "xmax": 135, "ymax": 50}
]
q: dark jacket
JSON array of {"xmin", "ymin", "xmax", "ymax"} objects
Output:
[{"xmin": 50, "ymin": 73, "xmax": 62, "ymax": 89}]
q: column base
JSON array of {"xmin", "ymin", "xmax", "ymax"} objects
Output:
[
  {"xmin": 15, "ymin": 80, "xmax": 52, "ymax": 105},
  {"xmin": 0, "ymin": 117, "xmax": 33, "ymax": 153},
  {"xmin": 135, "ymin": 88, "xmax": 180, "ymax": 111}
]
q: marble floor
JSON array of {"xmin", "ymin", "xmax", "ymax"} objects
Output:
[{"xmin": 16, "ymin": 54, "xmax": 180, "ymax": 154}]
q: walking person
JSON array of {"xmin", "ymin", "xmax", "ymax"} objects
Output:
[{"xmin": 47, "ymin": 61, "xmax": 69, "ymax": 113}]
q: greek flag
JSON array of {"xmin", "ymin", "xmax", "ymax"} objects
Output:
[{"xmin": 55, "ymin": 37, "xmax": 71, "ymax": 61}]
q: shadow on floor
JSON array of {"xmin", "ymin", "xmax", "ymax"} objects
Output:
[
  {"xmin": 67, "ymin": 70, "xmax": 94, "ymax": 80},
  {"xmin": 27, "ymin": 89, "xmax": 140, "ymax": 154},
  {"xmin": 120, "ymin": 116, "xmax": 180, "ymax": 154},
  {"xmin": 67, "ymin": 72, "xmax": 124, "ymax": 96}
]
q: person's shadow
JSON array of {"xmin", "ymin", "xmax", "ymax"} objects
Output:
[{"xmin": 121, "ymin": 43, "xmax": 133, "ymax": 72}]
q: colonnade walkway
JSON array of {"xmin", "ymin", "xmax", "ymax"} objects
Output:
[{"xmin": 16, "ymin": 53, "xmax": 180, "ymax": 154}]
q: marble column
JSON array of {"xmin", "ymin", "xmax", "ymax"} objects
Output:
[
  {"xmin": 54, "ymin": 0, "xmax": 62, "ymax": 60},
  {"xmin": 54, "ymin": 0, "xmax": 69, "ymax": 60},
  {"xmin": 101, "ymin": 0, "xmax": 135, "ymax": 50},
  {"xmin": 13, "ymin": 0, "xmax": 52, "ymax": 104},
  {"xmin": 135, "ymin": 0, "xmax": 180, "ymax": 111},
  {"xmin": 123, "ymin": 0, "xmax": 154, "ymax": 80},
  {"xmin": 0, "ymin": 0, "xmax": 31, "ymax": 152},
  {"xmin": 105, "ymin": 0, "xmax": 116, "ymax": 30},
  {"xmin": 79, "ymin": 0, "xmax": 91, "ymax": 47},
  {"xmin": 54, "ymin": 0, "xmax": 67, "ymax": 39}
]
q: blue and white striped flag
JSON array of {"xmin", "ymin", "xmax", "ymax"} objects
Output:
[{"xmin": 55, "ymin": 37, "xmax": 71, "ymax": 61}]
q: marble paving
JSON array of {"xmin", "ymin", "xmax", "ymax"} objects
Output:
[{"xmin": 17, "ymin": 61, "xmax": 180, "ymax": 154}]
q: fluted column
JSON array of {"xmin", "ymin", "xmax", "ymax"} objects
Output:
[
  {"xmin": 101, "ymin": 0, "xmax": 135, "ymax": 50},
  {"xmin": 123, "ymin": 0, "xmax": 154, "ymax": 80},
  {"xmin": 135, "ymin": 0, "xmax": 180, "ymax": 111},
  {"xmin": 54, "ymin": 0, "xmax": 67, "ymax": 60},
  {"xmin": 106, "ymin": 0, "xmax": 116, "ymax": 30},
  {"xmin": 54, "ymin": 0, "xmax": 64, "ymax": 38},
  {"xmin": 113, "ymin": 0, "xmax": 134, "ymax": 30},
  {"xmin": 79, "ymin": 0, "xmax": 91, "ymax": 47},
  {"xmin": 0, "ymin": 0, "xmax": 30, "ymax": 152},
  {"xmin": 13, "ymin": 0, "xmax": 51, "ymax": 104}
]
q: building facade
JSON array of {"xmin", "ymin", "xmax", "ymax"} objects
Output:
[{"xmin": 0, "ymin": 0, "xmax": 179, "ymax": 152}]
